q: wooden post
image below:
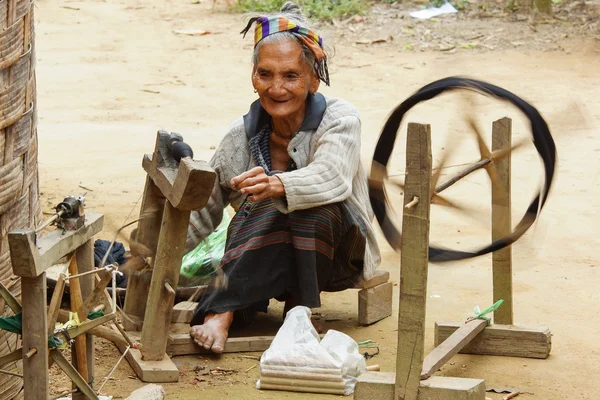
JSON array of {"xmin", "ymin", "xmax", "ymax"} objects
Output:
[
  {"xmin": 76, "ymin": 239, "xmax": 96, "ymax": 393},
  {"xmin": 140, "ymin": 201, "xmax": 190, "ymax": 360},
  {"xmin": 68, "ymin": 255, "xmax": 89, "ymax": 398},
  {"xmin": 491, "ymin": 118, "xmax": 513, "ymax": 325},
  {"xmin": 116, "ymin": 130, "xmax": 215, "ymax": 379},
  {"xmin": 9, "ymin": 213, "xmax": 104, "ymax": 395},
  {"xmin": 21, "ymin": 274, "xmax": 49, "ymax": 400},
  {"xmin": 394, "ymin": 123, "xmax": 432, "ymax": 400},
  {"xmin": 123, "ymin": 177, "xmax": 165, "ymax": 331},
  {"xmin": 77, "ymin": 270, "xmax": 113, "ymax": 321}
]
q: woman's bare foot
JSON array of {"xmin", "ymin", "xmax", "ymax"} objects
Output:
[{"xmin": 189, "ymin": 311, "xmax": 234, "ymax": 354}]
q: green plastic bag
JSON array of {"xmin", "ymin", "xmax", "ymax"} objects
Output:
[{"xmin": 180, "ymin": 212, "xmax": 231, "ymax": 285}]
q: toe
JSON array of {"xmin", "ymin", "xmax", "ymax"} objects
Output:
[
  {"xmin": 190, "ymin": 326, "xmax": 199, "ymax": 338},
  {"xmin": 212, "ymin": 335, "xmax": 226, "ymax": 354},
  {"xmin": 203, "ymin": 336, "xmax": 214, "ymax": 350},
  {"xmin": 199, "ymin": 331, "xmax": 210, "ymax": 345}
]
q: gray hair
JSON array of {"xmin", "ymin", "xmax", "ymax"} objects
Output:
[{"xmin": 251, "ymin": 2, "xmax": 325, "ymax": 74}]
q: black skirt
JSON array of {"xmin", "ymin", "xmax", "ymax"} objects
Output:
[{"xmin": 190, "ymin": 198, "xmax": 366, "ymax": 327}]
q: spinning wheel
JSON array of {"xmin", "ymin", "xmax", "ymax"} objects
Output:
[{"xmin": 369, "ymin": 77, "xmax": 557, "ymax": 262}]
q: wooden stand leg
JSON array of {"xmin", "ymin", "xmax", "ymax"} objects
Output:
[
  {"xmin": 491, "ymin": 117, "xmax": 513, "ymax": 325},
  {"xmin": 21, "ymin": 274, "xmax": 49, "ymax": 400},
  {"xmin": 123, "ymin": 177, "xmax": 165, "ymax": 331},
  {"xmin": 51, "ymin": 350, "xmax": 99, "ymax": 400},
  {"xmin": 68, "ymin": 255, "xmax": 89, "ymax": 397},
  {"xmin": 140, "ymin": 201, "xmax": 190, "ymax": 361},
  {"xmin": 76, "ymin": 239, "xmax": 96, "ymax": 394},
  {"xmin": 394, "ymin": 123, "xmax": 432, "ymax": 400}
]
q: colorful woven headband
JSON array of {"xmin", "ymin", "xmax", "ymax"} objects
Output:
[{"xmin": 241, "ymin": 16, "xmax": 330, "ymax": 86}]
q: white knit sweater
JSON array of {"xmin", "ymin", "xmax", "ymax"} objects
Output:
[{"xmin": 186, "ymin": 96, "xmax": 381, "ymax": 279}]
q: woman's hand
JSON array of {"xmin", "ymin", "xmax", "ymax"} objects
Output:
[{"xmin": 231, "ymin": 167, "xmax": 285, "ymax": 202}]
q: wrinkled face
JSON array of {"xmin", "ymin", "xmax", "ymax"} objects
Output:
[{"xmin": 252, "ymin": 39, "xmax": 320, "ymax": 122}]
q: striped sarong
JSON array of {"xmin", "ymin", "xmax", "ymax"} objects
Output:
[{"xmin": 191, "ymin": 198, "xmax": 366, "ymax": 327}]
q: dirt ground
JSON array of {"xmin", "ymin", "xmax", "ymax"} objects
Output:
[{"xmin": 34, "ymin": 0, "xmax": 599, "ymax": 398}]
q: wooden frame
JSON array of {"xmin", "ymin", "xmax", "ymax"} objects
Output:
[
  {"xmin": 355, "ymin": 119, "xmax": 551, "ymax": 400},
  {"xmin": 5, "ymin": 211, "xmax": 121, "ymax": 399},
  {"xmin": 432, "ymin": 118, "xmax": 551, "ymax": 361},
  {"xmin": 118, "ymin": 130, "xmax": 216, "ymax": 382}
]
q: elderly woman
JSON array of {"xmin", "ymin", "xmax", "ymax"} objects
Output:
[{"xmin": 186, "ymin": 2, "xmax": 381, "ymax": 354}]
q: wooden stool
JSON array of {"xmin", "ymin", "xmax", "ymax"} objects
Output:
[
  {"xmin": 169, "ymin": 270, "xmax": 394, "ymax": 328},
  {"xmin": 160, "ymin": 271, "xmax": 394, "ymax": 360},
  {"xmin": 355, "ymin": 270, "xmax": 393, "ymax": 326}
]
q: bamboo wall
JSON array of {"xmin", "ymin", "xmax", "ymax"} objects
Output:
[{"xmin": 0, "ymin": 0, "xmax": 39, "ymax": 398}]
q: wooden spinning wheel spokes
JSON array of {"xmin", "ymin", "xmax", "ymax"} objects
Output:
[
  {"xmin": 369, "ymin": 77, "xmax": 557, "ymax": 262},
  {"xmin": 390, "ymin": 118, "xmax": 528, "ymax": 208}
]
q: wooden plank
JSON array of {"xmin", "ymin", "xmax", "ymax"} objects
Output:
[
  {"xmin": 421, "ymin": 319, "xmax": 487, "ymax": 380},
  {"xmin": 491, "ymin": 117, "xmax": 513, "ymax": 325},
  {"xmin": 76, "ymin": 238, "xmax": 96, "ymax": 396},
  {"xmin": 171, "ymin": 301, "xmax": 198, "ymax": 324},
  {"xmin": 355, "ymin": 269, "xmax": 390, "ymax": 289},
  {"xmin": 125, "ymin": 349, "xmax": 180, "ymax": 383},
  {"xmin": 395, "ymin": 123, "xmax": 432, "ymax": 400},
  {"xmin": 112, "ymin": 326, "xmax": 179, "ymax": 383},
  {"xmin": 76, "ymin": 239, "xmax": 96, "ymax": 312},
  {"xmin": 68, "ymin": 255, "xmax": 89, "ymax": 386},
  {"xmin": 142, "ymin": 131, "xmax": 216, "ymax": 211},
  {"xmin": 50, "ymin": 350, "xmax": 99, "ymax": 400},
  {"xmin": 0, "ymin": 281, "xmax": 22, "ymax": 313},
  {"xmin": 21, "ymin": 274, "xmax": 49, "ymax": 400},
  {"xmin": 96, "ymin": 274, "xmax": 114, "ymax": 314},
  {"xmin": 8, "ymin": 212, "xmax": 104, "ymax": 277},
  {"xmin": 66, "ymin": 313, "xmax": 117, "ymax": 339},
  {"xmin": 355, "ymin": 372, "xmax": 485, "ymax": 400},
  {"xmin": 434, "ymin": 322, "xmax": 551, "ymax": 359},
  {"xmin": 140, "ymin": 201, "xmax": 190, "ymax": 361},
  {"xmin": 358, "ymin": 282, "xmax": 393, "ymax": 325},
  {"xmin": 77, "ymin": 269, "xmax": 112, "ymax": 321},
  {"xmin": 47, "ymin": 273, "xmax": 66, "ymax": 335},
  {"xmin": 58, "ymin": 310, "xmax": 128, "ymax": 348},
  {"xmin": 168, "ymin": 334, "xmax": 278, "ymax": 356},
  {"xmin": 123, "ymin": 177, "xmax": 164, "ymax": 331}
]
